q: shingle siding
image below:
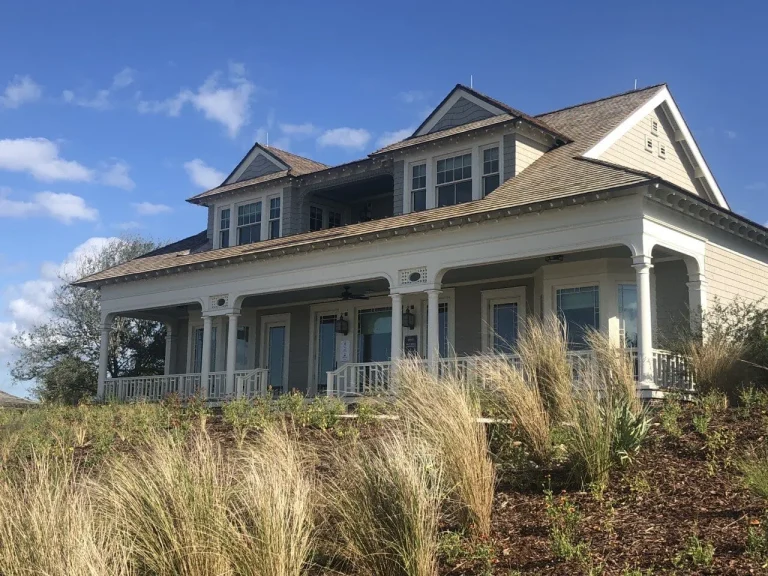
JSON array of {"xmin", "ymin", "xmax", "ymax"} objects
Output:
[
  {"xmin": 515, "ymin": 135, "xmax": 548, "ymax": 175},
  {"xmin": 502, "ymin": 134, "xmax": 516, "ymax": 182},
  {"xmin": 236, "ymin": 154, "xmax": 282, "ymax": 183},
  {"xmin": 429, "ymin": 97, "xmax": 495, "ymax": 133},
  {"xmin": 393, "ymin": 160, "xmax": 404, "ymax": 215},
  {"xmin": 601, "ymin": 108, "xmax": 700, "ymax": 194},
  {"xmin": 206, "ymin": 206, "xmax": 215, "ymax": 243},
  {"xmin": 705, "ymin": 243, "xmax": 768, "ymax": 307}
]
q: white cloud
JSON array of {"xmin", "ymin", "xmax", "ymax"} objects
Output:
[
  {"xmin": 0, "ymin": 138, "xmax": 93, "ymax": 182},
  {"xmin": 0, "ymin": 321, "xmax": 19, "ymax": 357},
  {"xmin": 133, "ymin": 201, "xmax": 171, "ymax": 216},
  {"xmin": 184, "ymin": 158, "xmax": 225, "ymax": 189},
  {"xmin": 279, "ymin": 123, "xmax": 317, "ymax": 137},
  {"xmin": 139, "ymin": 63, "xmax": 255, "ymax": 137},
  {"xmin": 62, "ymin": 67, "xmax": 136, "ymax": 110},
  {"xmin": 397, "ymin": 90, "xmax": 428, "ymax": 104},
  {"xmin": 100, "ymin": 160, "xmax": 135, "ymax": 190},
  {"xmin": 0, "ymin": 190, "xmax": 98, "ymax": 224},
  {"xmin": 317, "ymin": 127, "xmax": 371, "ymax": 150},
  {"xmin": 0, "ymin": 75, "xmax": 42, "ymax": 109},
  {"xmin": 376, "ymin": 127, "xmax": 413, "ymax": 148}
]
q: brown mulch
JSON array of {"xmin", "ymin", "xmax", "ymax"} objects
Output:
[{"xmin": 455, "ymin": 404, "xmax": 768, "ymax": 575}]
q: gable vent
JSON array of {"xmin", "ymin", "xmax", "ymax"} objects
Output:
[{"xmin": 399, "ymin": 267, "xmax": 428, "ymax": 286}]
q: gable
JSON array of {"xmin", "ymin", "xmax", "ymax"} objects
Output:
[
  {"xmin": 600, "ymin": 107, "xmax": 701, "ymax": 195},
  {"xmin": 236, "ymin": 153, "xmax": 283, "ymax": 183},
  {"xmin": 428, "ymin": 96, "xmax": 495, "ymax": 133}
]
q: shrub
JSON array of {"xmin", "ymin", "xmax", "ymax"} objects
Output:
[
  {"xmin": 686, "ymin": 333, "xmax": 745, "ymax": 398},
  {"xmin": 674, "ymin": 533, "xmax": 715, "ymax": 568},
  {"xmin": 544, "ymin": 488, "xmax": 588, "ymax": 562},
  {"xmin": 0, "ymin": 453, "xmax": 130, "ymax": 576},
  {"xmin": 395, "ymin": 359, "xmax": 495, "ymax": 537},
  {"xmin": 222, "ymin": 397, "xmax": 272, "ymax": 447},
  {"xmin": 659, "ymin": 394, "xmax": 683, "ymax": 437},
  {"xmin": 228, "ymin": 424, "xmax": 316, "ymax": 576},
  {"xmin": 328, "ymin": 430, "xmax": 445, "ymax": 576},
  {"xmin": 746, "ymin": 513, "xmax": 768, "ymax": 560},
  {"xmin": 738, "ymin": 448, "xmax": 768, "ymax": 499}
]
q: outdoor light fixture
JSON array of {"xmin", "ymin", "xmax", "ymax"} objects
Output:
[
  {"xmin": 402, "ymin": 306, "xmax": 416, "ymax": 330},
  {"xmin": 545, "ymin": 254, "xmax": 564, "ymax": 263},
  {"xmin": 334, "ymin": 313, "xmax": 349, "ymax": 335}
]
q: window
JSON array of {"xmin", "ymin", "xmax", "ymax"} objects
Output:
[
  {"xmin": 482, "ymin": 288, "xmax": 525, "ymax": 354},
  {"xmin": 651, "ymin": 119, "xmax": 659, "ymax": 135},
  {"xmin": 436, "ymin": 153, "xmax": 472, "ymax": 207},
  {"xmin": 309, "ymin": 206, "xmax": 323, "ymax": 232},
  {"xmin": 193, "ymin": 326, "xmax": 217, "ymax": 372},
  {"xmin": 411, "ymin": 163, "xmax": 427, "ymax": 212},
  {"xmin": 618, "ymin": 284, "xmax": 638, "ymax": 348},
  {"xmin": 645, "ymin": 136, "xmax": 654, "ymax": 152},
  {"xmin": 237, "ymin": 202, "xmax": 261, "ymax": 245},
  {"xmin": 236, "ymin": 326, "xmax": 249, "ymax": 370},
  {"xmin": 328, "ymin": 210, "xmax": 342, "ymax": 229},
  {"xmin": 268, "ymin": 197, "xmax": 281, "ymax": 239},
  {"xmin": 482, "ymin": 146, "xmax": 500, "ymax": 196},
  {"xmin": 557, "ymin": 286, "xmax": 599, "ymax": 349},
  {"xmin": 425, "ymin": 302, "xmax": 450, "ymax": 358},
  {"xmin": 658, "ymin": 144, "xmax": 667, "ymax": 159},
  {"xmin": 219, "ymin": 208, "xmax": 230, "ymax": 248}
]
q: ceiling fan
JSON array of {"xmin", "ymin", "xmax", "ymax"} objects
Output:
[{"xmin": 338, "ymin": 285, "xmax": 369, "ymax": 301}]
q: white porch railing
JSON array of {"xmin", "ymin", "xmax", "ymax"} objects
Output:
[
  {"xmin": 325, "ymin": 349, "xmax": 695, "ymax": 397},
  {"xmin": 236, "ymin": 368, "xmax": 270, "ymax": 398},
  {"xmin": 104, "ymin": 370, "xmax": 258, "ymax": 403}
]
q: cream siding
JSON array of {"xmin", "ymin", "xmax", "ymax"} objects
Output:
[
  {"xmin": 601, "ymin": 108, "xmax": 700, "ymax": 194},
  {"xmin": 705, "ymin": 243, "xmax": 768, "ymax": 307},
  {"xmin": 515, "ymin": 135, "xmax": 548, "ymax": 175}
]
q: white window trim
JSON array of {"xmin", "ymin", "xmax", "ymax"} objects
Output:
[
  {"xmin": 214, "ymin": 189, "xmax": 283, "ymax": 249},
  {"xmin": 434, "ymin": 148, "xmax": 473, "ymax": 208},
  {"xmin": 407, "ymin": 159, "xmax": 428, "ymax": 214},
  {"xmin": 552, "ymin": 281, "xmax": 603, "ymax": 343},
  {"xmin": 267, "ymin": 193, "xmax": 282, "ymax": 240},
  {"xmin": 307, "ymin": 302, "xmax": 343, "ymax": 395},
  {"xmin": 645, "ymin": 136, "xmax": 654, "ymax": 153},
  {"xmin": 186, "ymin": 319, "xmax": 222, "ymax": 374},
  {"xmin": 418, "ymin": 289, "xmax": 455, "ymax": 358},
  {"xmin": 658, "ymin": 143, "xmax": 667, "ymax": 159},
  {"xmin": 260, "ymin": 313, "xmax": 291, "ymax": 390},
  {"xmin": 480, "ymin": 287, "xmax": 526, "ymax": 353}
]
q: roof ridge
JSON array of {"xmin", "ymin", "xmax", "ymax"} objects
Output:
[{"xmin": 536, "ymin": 83, "xmax": 667, "ymax": 118}]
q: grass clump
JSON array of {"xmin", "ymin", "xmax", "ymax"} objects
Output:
[
  {"xmin": 544, "ymin": 488, "xmax": 589, "ymax": 562},
  {"xmin": 674, "ymin": 532, "xmax": 715, "ymax": 568},
  {"xmin": 0, "ymin": 453, "xmax": 130, "ymax": 576},
  {"xmin": 328, "ymin": 430, "xmax": 445, "ymax": 576},
  {"xmin": 396, "ymin": 358, "xmax": 496, "ymax": 538},
  {"xmin": 685, "ymin": 333, "xmax": 744, "ymax": 399},
  {"xmin": 738, "ymin": 448, "xmax": 768, "ymax": 499}
]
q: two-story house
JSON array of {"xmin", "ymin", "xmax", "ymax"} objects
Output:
[{"xmin": 75, "ymin": 83, "xmax": 768, "ymax": 401}]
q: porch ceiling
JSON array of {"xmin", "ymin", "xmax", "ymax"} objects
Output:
[
  {"xmin": 240, "ymin": 278, "xmax": 390, "ymax": 308},
  {"xmin": 311, "ymin": 174, "xmax": 393, "ymax": 204},
  {"xmin": 442, "ymin": 245, "xmax": 632, "ymax": 284}
]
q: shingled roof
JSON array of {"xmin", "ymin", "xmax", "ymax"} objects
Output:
[{"xmin": 76, "ymin": 84, "xmax": 667, "ymax": 287}]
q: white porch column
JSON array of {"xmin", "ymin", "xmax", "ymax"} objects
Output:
[
  {"xmin": 633, "ymin": 255, "xmax": 654, "ymax": 388},
  {"xmin": 97, "ymin": 314, "xmax": 112, "ymax": 400},
  {"xmin": 226, "ymin": 312, "xmax": 240, "ymax": 397},
  {"xmin": 686, "ymin": 273, "xmax": 708, "ymax": 333},
  {"xmin": 390, "ymin": 293, "xmax": 403, "ymax": 369},
  {"xmin": 200, "ymin": 315, "xmax": 213, "ymax": 398},
  {"xmin": 426, "ymin": 289, "xmax": 441, "ymax": 374},
  {"xmin": 164, "ymin": 322, "xmax": 176, "ymax": 376}
]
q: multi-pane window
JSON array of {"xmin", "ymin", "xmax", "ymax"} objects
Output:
[
  {"xmin": 411, "ymin": 163, "xmax": 427, "ymax": 212},
  {"xmin": 219, "ymin": 208, "xmax": 230, "ymax": 248},
  {"xmin": 309, "ymin": 206, "xmax": 323, "ymax": 231},
  {"xmin": 492, "ymin": 301, "xmax": 519, "ymax": 354},
  {"xmin": 482, "ymin": 147, "xmax": 500, "ymax": 196},
  {"xmin": 557, "ymin": 286, "xmax": 600, "ymax": 349},
  {"xmin": 268, "ymin": 197, "xmax": 281, "ymax": 239},
  {"xmin": 237, "ymin": 202, "xmax": 261, "ymax": 245},
  {"xmin": 436, "ymin": 153, "xmax": 472, "ymax": 207},
  {"xmin": 328, "ymin": 210, "xmax": 342, "ymax": 229}
]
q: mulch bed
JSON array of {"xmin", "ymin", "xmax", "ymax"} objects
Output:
[{"xmin": 454, "ymin": 404, "xmax": 768, "ymax": 575}]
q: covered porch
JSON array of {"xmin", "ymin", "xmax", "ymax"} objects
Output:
[{"xmin": 100, "ymin": 243, "xmax": 701, "ymax": 402}]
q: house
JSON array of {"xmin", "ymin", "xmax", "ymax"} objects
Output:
[{"xmin": 75, "ymin": 83, "xmax": 768, "ymax": 401}]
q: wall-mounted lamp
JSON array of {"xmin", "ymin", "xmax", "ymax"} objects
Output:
[
  {"xmin": 545, "ymin": 254, "xmax": 564, "ymax": 263},
  {"xmin": 402, "ymin": 305, "xmax": 416, "ymax": 330},
  {"xmin": 335, "ymin": 313, "xmax": 349, "ymax": 335}
]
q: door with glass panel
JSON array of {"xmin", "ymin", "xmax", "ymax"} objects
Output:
[
  {"xmin": 315, "ymin": 312, "xmax": 338, "ymax": 394},
  {"xmin": 618, "ymin": 284, "xmax": 638, "ymax": 348},
  {"xmin": 261, "ymin": 317, "xmax": 289, "ymax": 394},
  {"xmin": 556, "ymin": 286, "xmax": 600, "ymax": 349}
]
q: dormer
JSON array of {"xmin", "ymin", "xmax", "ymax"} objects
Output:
[{"xmin": 373, "ymin": 85, "xmax": 568, "ymax": 214}]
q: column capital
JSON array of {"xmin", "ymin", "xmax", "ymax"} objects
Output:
[
  {"xmin": 631, "ymin": 254, "xmax": 653, "ymax": 271},
  {"xmin": 226, "ymin": 309, "xmax": 242, "ymax": 318},
  {"xmin": 390, "ymin": 292, "xmax": 403, "ymax": 302},
  {"xmin": 425, "ymin": 288, "xmax": 442, "ymax": 297},
  {"xmin": 686, "ymin": 273, "xmax": 707, "ymax": 287}
]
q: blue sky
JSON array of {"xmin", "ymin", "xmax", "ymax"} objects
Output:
[{"xmin": 1, "ymin": 0, "xmax": 766, "ymax": 396}]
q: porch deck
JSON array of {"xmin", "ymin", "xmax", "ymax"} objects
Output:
[{"xmin": 103, "ymin": 349, "xmax": 693, "ymax": 403}]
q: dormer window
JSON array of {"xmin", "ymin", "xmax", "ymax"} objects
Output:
[
  {"xmin": 269, "ymin": 197, "xmax": 281, "ymax": 239},
  {"xmin": 237, "ymin": 202, "xmax": 262, "ymax": 245},
  {"xmin": 219, "ymin": 208, "xmax": 230, "ymax": 248},
  {"xmin": 482, "ymin": 146, "xmax": 500, "ymax": 196},
  {"xmin": 411, "ymin": 163, "xmax": 427, "ymax": 212},
  {"xmin": 436, "ymin": 152, "xmax": 472, "ymax": 207},
  {"xmin": 310, "ymin": 206, "xmax": 323, "ymax": 232}
]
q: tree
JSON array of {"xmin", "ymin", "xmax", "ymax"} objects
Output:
[{"xmin": 10, "ymin": 236, "xmax": 167, "ymax": 403}]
